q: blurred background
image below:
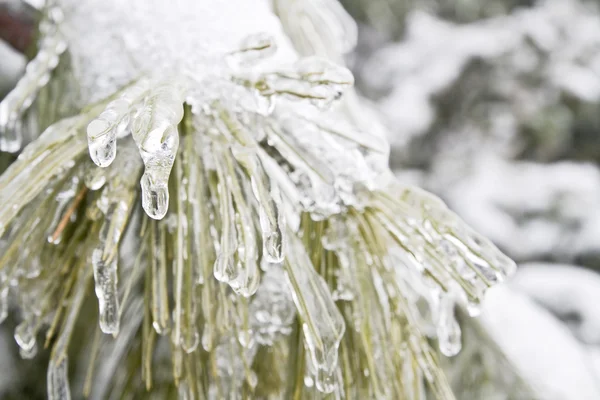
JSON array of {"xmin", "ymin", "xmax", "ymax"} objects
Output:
[
  {"xmin": 2, "ymin": 0, "xmax": 600, "ymax": 398},
  {"xmin": 340, "ymin": 0, "xmax": 600, "ymax": 397}
]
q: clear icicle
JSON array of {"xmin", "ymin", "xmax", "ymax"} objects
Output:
[
  {"xmin": 0, "ymin": 286, "xmax": 8, "ymax": 324},
  {"xmin": 223, "ymin": 150, "xmax": 260, "ymax": 296},
  {"xmin": 213, "ymin": 150, "xmax": 238, "ymax": 284},
  {"xmin": 284, "ymin": 233, "xmax": 345, "ymax": 394},
  {"xmin": 48, "ymin": 357, "xmax": 70, "ymax": 400},
  {"xmin": 91, "ymin": 150, "xmax": 139, "ymax": 334},
  {"xmin": 215, "ymin": 104, "xmax": 286, "ymax": 264},
  {"xmin": 255, "ymin": 176, "xmax": 285, "ymax": 264},
  {"xmin": 149, "ymin": 221, "xmax": 170, "ymax": 334},
  {"xmin": 92, "ymin": 250, "xmax": 120, "ymax": 335},
  {"xmin": 86, "ymin": 79, "xmax": 149, "ymax": 167},
  {"xmin": 187, "ymin": 134, "xmax": 215, "ymax": 291},
  {"xmin": 436, "ymin": 295, "xmax": 461, "ymax": 357},
  {"xmin": 234, "ymin": 148, "xmax": 286, "ymax": 264},
  {"xmin": 49, "ymin": 260, "xmax": 92, "ymax": 400},
  {"xmin": 0, "ymin": 10, "xmax": 67, "ymax": 152},
  {"xmin": 172, "ymin": 153, "xmax": 199, "ymax": 354},
  {"xmin": 132, "ymin": 82, "xmax": 185, "ymax": 219}
]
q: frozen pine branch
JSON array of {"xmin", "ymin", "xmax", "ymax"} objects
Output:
[{"xmin": 0, "ymin": 0, "xmax": 516, "ymax": 399}]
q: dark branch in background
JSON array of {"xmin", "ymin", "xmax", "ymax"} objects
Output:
[{"xmin": 0, "ymin": 0, "xmax": 39, "ymax": 53}]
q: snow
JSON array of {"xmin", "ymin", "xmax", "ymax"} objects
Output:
[
  {"xmin": 482, "ymin": 285, "xmax": 600, "ymax": 400},
  {"xmin": 445, "ymin": 156, "xmax": 600, "ymax": 261},
  {"xmin": 511, "ymin": 263, "xmax": 600, "ymax": 344},
  {"xmin": 57, "ymin": 0, "xmax": 298, "ymax": 103}
]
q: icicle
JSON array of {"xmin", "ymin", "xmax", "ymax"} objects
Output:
[
  {"xmin": 214, "ymin": 104, "xmax": 286, "ymax": 265},
  {"xmin": 213, "ymin": 149, "xmax": 238, "ymax": 285},
  {"xmin": 92, "ymin": 249, "xmax": 119, "ymax": 335},
  {"xmin": 0, "ymin": 285, "xmax": 8, "ymax": 324},
  {"xmin": 212, "ymin": 144, "xmax": 260, "ymax": 296},
  {"xmin": 257, "ymin": 187, "xmax": 284, "ymax": 263},
  {"xmin": 149, "ymin": 220, "xmax": 170, "ymax": 334},
  {"xmin": 48, "ymin": 257, "xmax": 92, "ymax": 400},
  {"xmin": 0, "ymin": 10, "xmax": 66, "ymax": 152},
  {"xmin": 132, "ymin": 82, "xmax": 185, "ymax": 219},
  {"xmin": 234, "ymin": 148, "xmax": 285, "ymax": 264},
  {"xmin": 188, "ymin": 147, "xmax": 212, "ymax": 285},
  {"xmin": 47, "ymin": 357, "xmax": 70, "ymax": 400},
  {"xmin": 91, "ymin": 148, "xmax": 140, "ymax": 334},
  {"xmin": 224, "ymin": 150, "xmax": 260, "ymax": 296},
  {"xmin": 284, "ymin": 233, "xmax": 345, "ymax": 394},
  {"xmin": 436, "ymin": 295, "xmax": 461, "ymax": 357},
  {"xmin": 172, "ymin": 153, "xmax": 199, "ymax": 354},
  {"xmin": 86, "ymin": 79, "xmax": 149, "ymax": 167},
  {"xmin": 15, "ymin": 319, "xmax": 38, "ymax": 359}
]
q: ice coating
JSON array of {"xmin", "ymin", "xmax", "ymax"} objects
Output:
[
  {"xmin": 0, "ymin": 6, "xmax": 66, "ymax": 152},
  {"xmin": 87, "ymin": 79, "xmax": 149, "ymax": 168},
  {"xmin": 0, "ymin": 0, "xmax": 521, "ymax": 398},
  {"xmin": 227, "ymin": 32, "xmax": 278, "ymax": 68}
]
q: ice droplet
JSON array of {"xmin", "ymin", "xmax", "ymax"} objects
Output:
[
  {"xmin": 87, "ymin": 118, "xmax": 117, "ymax": 167},
  {"xmin": 141, "ymin": 173, "xmax": 170, "ymax": 220},
  {"xmin": 132, "ymin": 83, "xmax": 184, "ymax": 220}
]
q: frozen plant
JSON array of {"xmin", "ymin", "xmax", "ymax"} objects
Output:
[{"xmin": 0, "ymin": 0, "xmax": 515, "ymax": 399}]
